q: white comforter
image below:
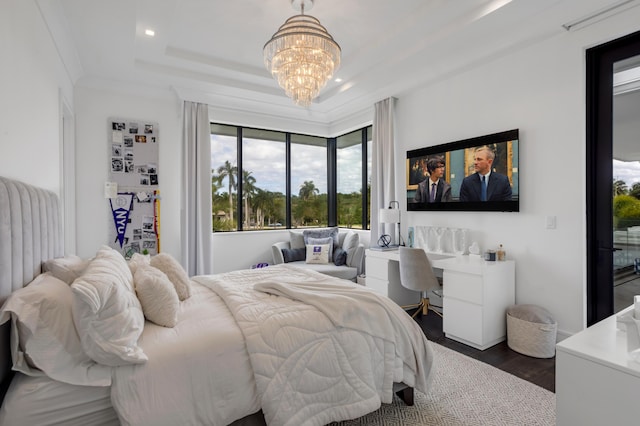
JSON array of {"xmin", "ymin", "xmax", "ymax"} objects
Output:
[
  {"xmin": 110, "ymin": 281, "xmax": 260, "ymax": 426},
  {"xmin": 195, "ymin": 264, "xmax": 435, "ymax": 426}
]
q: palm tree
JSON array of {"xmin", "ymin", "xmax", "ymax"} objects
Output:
[
  {"xmin": 630, "ymin": 182, "xmax": 640, "ymax": 200},
  {"xmin": 242, "ymin": 170, "xmax": 257, "ymax": 228},
  {"xmin": 216, "ymin": 161, "xmax": 237, "ymax": 222},
  {"xmin": 299, "ymin": 180, "xmax": 319, "ymax": 200},
  {"xmin": 613, "ymin": 179, "xmax": 628, "ymax": 196},
  {"xmin": 252, "ymin": 189, "xmax": 276, "ymax": 228}
]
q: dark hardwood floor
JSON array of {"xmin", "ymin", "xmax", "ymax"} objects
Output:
[{"xmin": 412, "ymin": 309, "xmax": 556, "ymax": 393}]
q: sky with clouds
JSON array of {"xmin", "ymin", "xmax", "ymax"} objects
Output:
[
  {"xmin": 614, "ymin": 159, "xmax": 640, "ymax": 187},
  {"xmin": 210, "ymin": 135, "xmax": 370, "ymax": 195}
]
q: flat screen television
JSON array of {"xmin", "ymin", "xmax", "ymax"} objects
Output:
[{"xmin": 406, "ymin": 129, "xmax": 519, "ymax": 212}]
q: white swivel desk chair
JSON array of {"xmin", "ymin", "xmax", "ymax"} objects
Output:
[{"xmin": 398, "ymin": 247, "xmax": 443, "ymax": 319}]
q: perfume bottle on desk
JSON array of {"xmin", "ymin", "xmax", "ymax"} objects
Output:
[{"xmin": 497, "ymin": 244, "xmax": 506, "ymax": 261}]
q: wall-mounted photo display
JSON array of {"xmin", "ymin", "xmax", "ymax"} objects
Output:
[
  {"xmin": 108, "ymin": 117, "xmax": 161, "ymax": 258},
  {"xmin": 109, "ymin": 118, "xmax": 159, "ymax": 186}
]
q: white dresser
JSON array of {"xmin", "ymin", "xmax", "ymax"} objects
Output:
[
  {"xmin": 365, "ymin": 249, "xmax": 515, "ymax": 350},
  {"xmin": 556, "ymin": 305, "xmax": 640, "ymax": 425}
]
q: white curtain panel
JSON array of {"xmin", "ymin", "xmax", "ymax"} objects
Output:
[
  {"xmin": 181, "ymin": 101, "xmax": 213, "ymax": 275},
  {"xmin": 371, "ymin": 97, "xmax": 398, "ymax": 246}
]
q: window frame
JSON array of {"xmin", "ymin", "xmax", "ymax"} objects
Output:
[{"xmin": 210, "ymin": 123, "xmax": 371, "ymax": 231}]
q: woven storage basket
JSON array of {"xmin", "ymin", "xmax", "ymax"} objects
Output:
[{"xmin": 506, "ymin": 304, "xmax": 557, "ymax": 358}]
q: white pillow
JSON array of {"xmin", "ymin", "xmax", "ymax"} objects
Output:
[
  {"xmin": 289, "ymin": 231, "xmax": 305, "ymax": 250},
  {"xmin": 341, "ymin": 231, "xmax": 360, "ymax": 266},
  {"xmin": 128, "ymin": 252, "xmax": 151, "ymax": 275},
  {"xmin": 307, "ymin": 236, "xmax": 334, "ymax": 260},
  {"xmin": 71, "ymin": 246, "xmax": 147, "ymax": 366},
  {"xmin": 0, "ymin": 273, "xmax": 112, "ymax": 386},
  {"xmin": 306, "ymin": 244, "xmax": 330, "ymax": 264},
  {"xmin": 42, "ymin": 255, "xmax": 90, "ymax": 285},
  {"xmin": 150, "ymin": 253, "xmax": 192, "ymax": 301},
  {"xmin": 134, "ymin": 265, "xmax": 179, "ymax": 327}
]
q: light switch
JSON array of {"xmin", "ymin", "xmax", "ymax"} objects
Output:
[{"xmin": 546, "ymin": 215, "xmax": 556, "ymax": 229}]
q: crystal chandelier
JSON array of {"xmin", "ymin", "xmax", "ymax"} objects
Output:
[{"xmin": 263, "ymin": 0, "xmax": 341, "ymax": 107}]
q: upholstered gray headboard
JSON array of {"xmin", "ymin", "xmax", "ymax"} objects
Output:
[{"xmin": 0, "ymin": 177, "xmax": 63, "ymax": 402}]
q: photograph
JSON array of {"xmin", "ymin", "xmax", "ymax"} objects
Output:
[
  {"xmin": 111, "ymin": 158, "xmax": 123, "ymax": 172},
  {"xmin": 147, "ymin": 164, "xmax": 157, "ymax": 174},
  {"xmin": 124, "ymin": 137, "xmax": 133, "ymax": 147},
  {"xmin": 149, "ymin": 174, "xmax": 158, "ymax": 185},
  {"xmin": 129, "ymin": 123, "xmax": 139, "ymax": 133},
  {"xmin": 142, "ymin": 240, "xmax": 156, "ymax": 250},
  {"xmin": 112, "ymin": 131, "xmax": 123, "ymax": 143},
  {"xmin": 142, "ymin": 216, "xmax": 154, "ymax": 230},
  {"xmin": 136, "ymin": 165, "xmax": 148, "ymax": 174},
  {"xmin": 144, "ymin": 124, "xmax": 153, "ymax": 134},
  {"xmin": 112, "ymin": 122, "xmax": 125, "ymax": 131},
  {"xmin": 112, "ymin": 144, "xmax": 122, "ymax": 157},
  {"xmin": 140, "ymin": 175, "xmax": 150, "ymax": 185},
  {"xmin": 135, "ymin": 135, "xmax": 147, "ymax": 143}
]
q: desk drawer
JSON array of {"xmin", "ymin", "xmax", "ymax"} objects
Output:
[
  {"xmin": 443, "ymin": 297, "xmax": 483, "ymax": 344},
  {"xmin": 443, "ymin": 271, "xmax": 483, "ymax": 304},
  {"xmin": 366, "ymin": 258, "xmax": 389, "ymax": 280},
  {"xmin": 365, "ymin": 277, "xmax": 388, "ymax": 296}
]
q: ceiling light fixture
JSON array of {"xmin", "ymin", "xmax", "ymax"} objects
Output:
[{"xmin": 263, "ymin": 0, "xmax": 341, "ymax": 107}]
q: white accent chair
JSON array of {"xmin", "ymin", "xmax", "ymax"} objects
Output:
[{"xmin": 398, "ymin": 247, "xmax": 443, "ymax": 319}]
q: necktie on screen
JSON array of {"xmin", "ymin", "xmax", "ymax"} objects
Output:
[
  {"xmin": 430, "ymin": 182, "xmax": 436, "ymax": 202},
  {"xmin": 481, "ymin": 175, "xmax": 487, "ymax": 201}
]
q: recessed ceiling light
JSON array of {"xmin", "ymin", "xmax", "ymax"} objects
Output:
[
  {"xmin": 145, "ymin": 29, "xmax": 155, "ymax": 37},
  {"xmin": 335, "ymin": 78, "xmax": 342, "ymax": 83}
]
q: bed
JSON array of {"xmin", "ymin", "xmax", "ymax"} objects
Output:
[{"xmin": 0, "ymin": 176, "xmax": 435, "ymax": 426}]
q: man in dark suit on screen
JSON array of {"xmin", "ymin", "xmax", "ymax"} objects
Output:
[
  {"xmin": 413, "ymin": 156, "xmax": 452, "ymax": 203},
  {"xmin": 459, "ymin": 146, "xmax": 512, "ymax": 201}
]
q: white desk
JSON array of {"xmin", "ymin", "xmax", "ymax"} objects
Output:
[
  {"xmin": 556, "ymin": 306, "xmax": 640, "ymax": 425},
  {"xmin": 365, "ymin": 249, "xmax": 515, "ymax": 350}
]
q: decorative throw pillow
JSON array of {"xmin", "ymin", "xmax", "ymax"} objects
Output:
[
  {"xmin": 341, "ymin": 231, "xmax": 360, "ymax": 266},
  {"xmin": 71, "ymin": 246, "xmax": 147, "ymax": 366},
  {"xmin": 128, "ymin": 252, "xmax": 151, "ymax": 275},
  {"xmin": 303, "ymin": 227, "xmax": 339, "ymax": 250},
  {"xmin": 42, "ymin": 255, "xmax": 90, "ymax": 285},
  {"xmin": 0, "ymin": 273, "xmax": 112, "ymax": 386},
  {"xmin": 307, "ymin": 236, "xmax": 334, "ymax": 260},
  {"xmin": 306, "ymin": 244, "xmax": 330, "ymax": 264},
  {"xmin": 281, "ymin": 247, "xmax": 306, "ymax": 263},
  {"xmin": 150, "ymin": 253, "xmax": 192, "ymax": 301},
  {"xmin": 289, "ymin": 231, "xmax": 306, "ymax": 250},
  {"xmin": 333, "ymin": 247, "xmax": 348, "ymax": 266},
  {"xmin": 134, "ymin": 265, "xmax": 179, "ymax": 327}
]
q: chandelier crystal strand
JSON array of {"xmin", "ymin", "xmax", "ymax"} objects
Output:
[{"xmin": 264, "ymin": 4, "xmax": 340, "ymax": 107}]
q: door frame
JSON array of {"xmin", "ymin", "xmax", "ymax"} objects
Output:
[{"xmin": 586, "ymin": 29, "xmax": 640, "ymax": 326}]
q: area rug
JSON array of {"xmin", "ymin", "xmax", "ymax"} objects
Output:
[{"xmin": 332, "ymin": 342, "xmax": 555, "ymax": 425}]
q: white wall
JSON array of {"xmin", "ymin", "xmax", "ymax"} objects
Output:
[
  {"xmin": 73, "ymin": 84, "xmax": 182, "ymax": 260},
  {"xmin": 0, "ymin": 0, "xmax": 73, "ymax": 192},
  {"xmin": 395, "ymin": 9, "xmax": 640, "ymax": 337}
]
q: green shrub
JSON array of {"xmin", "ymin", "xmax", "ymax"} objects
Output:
[{"xmin": 614, "ymin": 195, "xmax": 640, "ymax": 229}]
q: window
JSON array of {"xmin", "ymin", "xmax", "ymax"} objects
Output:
[
  {"xmin": 337, "ymin": 127, "xmax": 371, "ymax": 229},
  {"xmin": 291, "ymin": 134, "xmax": 327, "ymax": 227},
  {"xmin": 211, "ymin": 124, "xmax": 371, "ymax": 231},
  {"xmin": 210, "ymin": 124, "xmax": 238, "ymax": 231},
  {"xmin": 242, "ymin": 128, "xmax": 286, "ymax": 230}
]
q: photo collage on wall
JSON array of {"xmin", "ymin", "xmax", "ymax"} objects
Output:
[
  {"xmin": 108, "ymin": 118, "xmax": 161, "ymax": 259},
  {"xmin": 110, "ymin": 121, "xmax": 158, "ymax": 186}
]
